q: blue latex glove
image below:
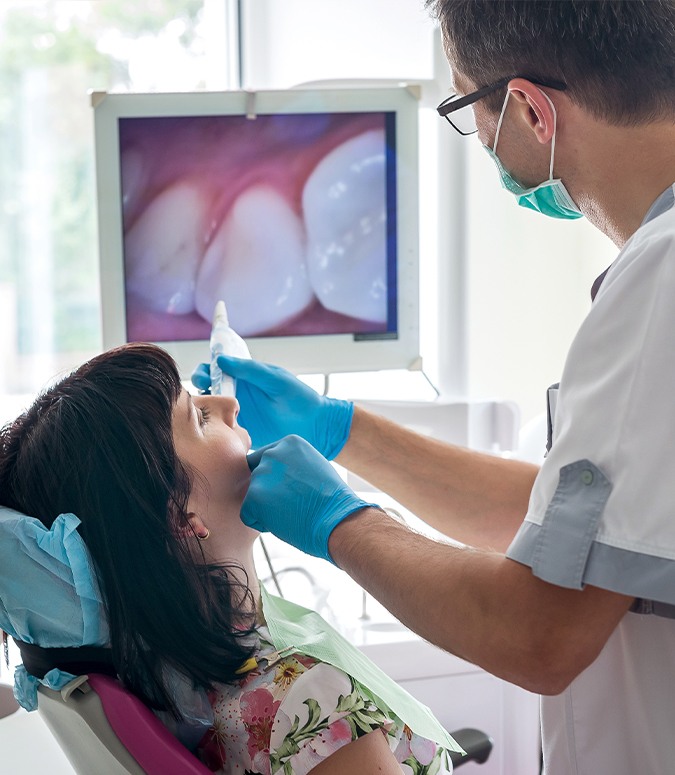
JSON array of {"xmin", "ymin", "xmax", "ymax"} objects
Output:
[
  {"xmin": 241, "ymin": 435, "xmax": 379, "ymax": 563},
  {"xmin": 191, "ymin": 357, "xmax": 354, "ymax": 459}
]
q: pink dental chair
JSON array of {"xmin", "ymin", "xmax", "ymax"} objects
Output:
[
  {"xmin": 18, "ymin": 635, "xmax": 491, "ymax": 774},
  {"xmin": 36, "ymin": 670, "xmax": 492, "ymax": 774},
  {"xmin": 37, "ymin": 673, "xmax": 211, "ymax": 775}
]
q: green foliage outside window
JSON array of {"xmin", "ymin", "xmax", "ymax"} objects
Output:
[{"xmin": 0, "ymin": 1, "xmax": 205, "ymax": 384}]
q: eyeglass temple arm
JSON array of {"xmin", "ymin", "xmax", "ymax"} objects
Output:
[{"xmin": 436, "ymin": 75, "xmax": 566, "ymax": 116}]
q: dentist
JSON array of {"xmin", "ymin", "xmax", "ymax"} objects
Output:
[{"xmin": 194, "ymin": 2, "xmax": 675, "ymax": 772}]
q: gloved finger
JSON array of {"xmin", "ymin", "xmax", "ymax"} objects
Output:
[
  {"xmin": 245, "ymin": 439, "xmax": 288, "ymax": 471},
  {"xmin": 191, "ymin": 362, "xmax": 211, "ymax": 391},
  {"xmin": 246, "ymin": 446, "xmax": 267, "ymax": 471},
  {"xmin": 216, "ymin": 355, "xmax": 292, "ymax": 394},
  {"xmin": 239, "ymin": 506, "xmax": 266, "ymax": 532}
]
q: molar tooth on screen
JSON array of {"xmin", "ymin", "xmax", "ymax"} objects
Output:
[
  {"xmin": 124, "ymin": 181, "xmax": 207, "ymax": 315},
  {"xmin": 303, "ymin": 130, "xmax": 388, "ymax": 324},
  {"xmin": 194, "ymin": 186, "xmax": 314, "ymax": 337}
]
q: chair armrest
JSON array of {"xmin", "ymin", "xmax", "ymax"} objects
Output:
[{"xmin": 449, "ymin": 727, "xmax": 494, "ymax": 768}]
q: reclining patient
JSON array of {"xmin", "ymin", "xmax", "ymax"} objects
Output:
[{"xmin": 0, "ymin": 343, "xmax": 454, "ymax": 774}]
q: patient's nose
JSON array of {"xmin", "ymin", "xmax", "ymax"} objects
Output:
[{"xmin": 214, "ymin": 395, "xmax": 240, "ymax": 426}]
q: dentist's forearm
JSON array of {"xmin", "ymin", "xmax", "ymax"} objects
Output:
[
  {"xmin": 335, "ymin": 406, "xmax": 539, "ymax": 552},
  {"xmin": 328, "ymin": 508, "xmax": 633, "ymax": 694}
]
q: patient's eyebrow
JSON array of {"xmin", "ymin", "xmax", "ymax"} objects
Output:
[{"xmin": 187, "ymin": 393, "xmax": 194, "ymax": 424}]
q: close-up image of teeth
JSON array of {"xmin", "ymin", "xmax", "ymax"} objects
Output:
[{"xmin": 119, "ymin": 111, "xmax": 396, "ymax": 343}]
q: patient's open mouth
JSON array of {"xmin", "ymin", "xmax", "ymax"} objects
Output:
[{"xmin": 120, "ymin": 111, "xmax": 391, "ymax": 341}]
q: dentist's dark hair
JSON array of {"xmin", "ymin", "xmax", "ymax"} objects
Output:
[
  {"xmin": 426, "ymin": 0, "xmax": 675, "ymax": 125},
  {"xmin": 0, "ymin": 343, "xmax": 255, "ymax": 718}
]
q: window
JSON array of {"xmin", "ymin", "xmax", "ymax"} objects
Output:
[{"xmin": 0, "ymin": 0, "xmax": 223, "ymax": 396}]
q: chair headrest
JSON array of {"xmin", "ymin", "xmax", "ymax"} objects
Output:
[
  {"xmin": 0, "ymin": 507, "xmax": 108, "ymax": 647},
  {"xmin": 0, "ymin": 506, "xmax": 109, "ymax": 710},
  {"xmin": 0, "ymin": 507, "xmax": 212, "ymax": 733}
]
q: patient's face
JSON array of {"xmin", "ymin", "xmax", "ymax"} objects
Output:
[{"xmin": 172, "ymin": 390, "xmax": 254, "ymax": 539}]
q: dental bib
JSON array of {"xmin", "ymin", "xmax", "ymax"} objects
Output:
[{"xmin": 260, "ymin": 585, "xmax": 463, "ymax": 753}]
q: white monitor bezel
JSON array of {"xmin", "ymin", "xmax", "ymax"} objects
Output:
[{"xmin": 94, "ymin": 86, "xmax": 420, "ymax": 377}]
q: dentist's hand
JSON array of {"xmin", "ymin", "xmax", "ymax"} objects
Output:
[
  {"xmin": 241, "ymin": 435, "xmax": 379, "ymax": 563},
  {"xmin": 192, "ymin": 357, "xmax": 353, "ymax": 459}
]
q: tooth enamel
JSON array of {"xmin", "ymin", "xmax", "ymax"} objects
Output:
[
  {"xmin": 302, "ymin": 129, "xmax": 388, "ymax": 323},
  {"xmin": 124, "ymin": 182, "xmax": 208, "ymax": 315},
  {"xmin": 195, "ymin": 186, "xmax": 314, "ymax": 336}
]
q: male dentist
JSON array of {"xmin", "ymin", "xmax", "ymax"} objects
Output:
[{"xmin": 195, "ymin": 2, "xmax": 675, "ymax": 771}]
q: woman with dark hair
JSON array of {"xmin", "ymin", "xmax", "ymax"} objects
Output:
[{"xmin": 0, "ymin": 343, "xmax": 453, "ymax": 774}]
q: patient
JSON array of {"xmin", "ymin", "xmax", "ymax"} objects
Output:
[{"xmin": 0, "ymin": 343, "xmax": 452, "ymax": 775}]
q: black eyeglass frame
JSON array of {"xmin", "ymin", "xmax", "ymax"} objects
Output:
[{"xmin": 437, "ymin": 75, "xmax": 568, "ymax": 136}]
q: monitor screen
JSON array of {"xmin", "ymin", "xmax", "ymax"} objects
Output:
[{"xmin": 94, "ymin": 87, "xmax": 420, "ymax": 376}]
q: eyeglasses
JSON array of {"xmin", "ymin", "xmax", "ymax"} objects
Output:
[{"xmin": 437, "ymin": 75, "xmax": 568, "ymax": 136}]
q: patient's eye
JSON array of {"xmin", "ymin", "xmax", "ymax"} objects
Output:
[{"xmin": 198, "ymin": 406, "xmax": 211, "ymax": 427}]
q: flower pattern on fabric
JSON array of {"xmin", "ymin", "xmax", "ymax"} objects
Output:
[
  {"xmin": 241, "ymin": 688, "xmax": 281, "ymax": 774},
  {"xmin": 196, "ymin": 627, "xmax": 452, "ymax": 774},
  {"xmin": 273, "ymin": 659, "xmax": 305, "ymax": 691},
  {"xmin": 198, "ymin": 715, "xmax": 229, "ymax": 772}
]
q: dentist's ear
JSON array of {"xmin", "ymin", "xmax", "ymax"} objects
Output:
[{"xmin": 507, "ymin": 78, "xmax": 557, "ymax": 145}]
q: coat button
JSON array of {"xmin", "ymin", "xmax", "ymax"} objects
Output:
[{"xmin": 581, "ymin": 469, "xmax": 594, "ymax": 485}]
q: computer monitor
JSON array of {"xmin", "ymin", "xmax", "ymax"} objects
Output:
[{"xmin": 93, "ymin": 87, "xmax": 420, "ymax": 376}]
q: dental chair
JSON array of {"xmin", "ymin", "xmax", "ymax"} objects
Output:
[
  {"xmin": 36, "ymin": 679, "xmax": 492, "ymax": 774},
  {"xmin": 30, "ymin": 663, "xmax": 492, "ymax": 773},
  {"xmin": 37, "ymin": 673, "xmax": 211, "ymax": 775}
]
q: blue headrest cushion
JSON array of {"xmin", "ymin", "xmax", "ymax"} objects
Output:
[{"xmin": 0, "ymin": 507, "xmax": 108, "ymax": 709}]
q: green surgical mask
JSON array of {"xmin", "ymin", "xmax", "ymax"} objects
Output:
[{"xmin": 484, "ymin": 90, "xmax": 583, "ymax": 220}]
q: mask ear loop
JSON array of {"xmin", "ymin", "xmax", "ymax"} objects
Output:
[
  {"xmin": 492, "ymin": 90, "xmax": 511, "ymax": 156},
  {"xmin": 539, "ymin": 90, "xmax": 557, "ymax": 180},
  {"xmin": 493, "ymin": 87, "xmax": 558, "ymax": 181}
]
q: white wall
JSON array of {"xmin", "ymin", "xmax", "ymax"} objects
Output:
[
  {"xmin": 240, "ymin": 0, "xmax": 436, "ymax": 88},
  {"xmin": 464, "ymin": 141, "xmax": 616, "ymax": 423}
]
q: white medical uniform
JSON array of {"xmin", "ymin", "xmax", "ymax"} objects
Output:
[{"xmin": 507, "ymin": 183, "xmax": 675, "ymax": 775}]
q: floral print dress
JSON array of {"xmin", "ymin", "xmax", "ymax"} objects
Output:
[{"xmin": 196, "ymin": 626, "xmax": 452, "ymax": 775}]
